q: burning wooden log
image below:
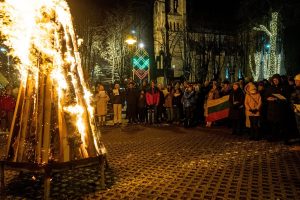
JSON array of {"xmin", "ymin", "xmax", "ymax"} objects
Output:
[
  {"xmin": 0, "ymin": 0, "xmax": 107, "ymax": 198},
  {"xmin": 1, "ymin": 0, "xmax": 106, "ymax": 164}
]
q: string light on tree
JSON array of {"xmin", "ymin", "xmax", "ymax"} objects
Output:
[
  {"xmin": 251, "ymin": 11, "xmax": 282, "ymax": 80},
  {"xmin": 269, "ymin": 12, "xmax": 278, "ymax": 75}
]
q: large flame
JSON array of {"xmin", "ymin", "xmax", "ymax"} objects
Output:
[{"xmin": 0, "ymin": 0, "xmax": 103, "ymax": 157}]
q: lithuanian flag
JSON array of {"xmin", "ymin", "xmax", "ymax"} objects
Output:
[{"xmin": 206, "ymin": 95, "xmax": 230, "ymax": 122}]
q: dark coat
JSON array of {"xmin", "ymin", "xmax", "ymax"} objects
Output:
[
  {"xmin": 158, "ymin": 90, "xmax": 165, "ymax": 107},
  {"xmin": 291, "ymin": 86, "xmax": 300, "ymax": 105},
  {"xmin": 228, "ymin": 88, "xmax": 244, "ymax": 120},
  {"xmin": 172, "ymin": 92, "xmax": 182, "ymax": 107},
  {"xmin": 265, "ymin": 84, "xmax": 287, "ymax": 123},
  {"xmin": 126, "ymin": 88, "xmax": 138, "ymax": 105},
  {"xmin": 111, "ymin": 89, "xmax": 124, "ymax": 104},
  {"xmin": 182, "ymin": 90, "xmax": 195, "ymax": 108},
  {"xmin": 138, "ymin": 94, "xmax": 147, "ymax": 108}
]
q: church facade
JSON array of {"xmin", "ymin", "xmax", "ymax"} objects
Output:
[
  {"xmin": 153, "ymin": 0, "xmax": 244, "ymax": 83},
  {"xmin": 153, "ymin": 0, "xmax": 187, "ymax": 83},
  {"xmin": 153, "ymin": 0, "xmax": 284, "ymax": 83}
]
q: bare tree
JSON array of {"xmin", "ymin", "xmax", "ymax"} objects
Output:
[{"xmin": 97, "ymin": 7, "xmax": 133, "ymax": 83}]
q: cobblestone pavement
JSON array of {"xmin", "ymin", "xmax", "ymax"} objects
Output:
[{"xmin": 1, "ymin": 125, "xmax": 300, "ymax": 199}]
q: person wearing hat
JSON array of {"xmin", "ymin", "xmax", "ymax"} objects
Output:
[
  {"xmin": 245, "ymin": 83, "xmax": 262, "ymax": 140},
  {"xmin": 126, "ymin": 82, "xmax": 139, "ymax": 124},
  {"xmin": 291, "ymin": 73, "xmax": 300, "ymax": 136},
  {"xmin": 265, "ymin": 74, "xmax": 288, "ymax": 141},
  {"xmin": 229, "ymin": 82, "xmax": 244, "ymax": 135}
]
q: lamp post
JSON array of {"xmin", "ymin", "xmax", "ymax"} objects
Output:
[{"xmin": 125, "ymin": 35, "xmax": 137, "ymax": 81}]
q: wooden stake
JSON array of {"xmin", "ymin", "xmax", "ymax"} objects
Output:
[
  {"xmin": 0, "ymin": 162, "xmax": 5, "ymax": 198},
  {"xmin": 71, "ymin": 68, "xmax": 96, "ymax": 157},
  {"xmin": 43, "ymin": 166, "xmax": 51, "ymax": 200},
  {"xmin": 36, "ymin": 73, "xmax": 45, "ymax": 164},
  {"xmin": 58, "ymin": 99, "xmax": 69, "ymax": 162},
  {"xmin": 41, "ymin": 74, "xmax": 52, "ymax": 164},
  {"xmin": 14, "ymin": 77, "xmax": 34, "ymax": 162},
  {"xmin": 6, "ymin": 82, "xmax": 25, "ymax": 159},
  {"xmin": 100, "ymin": 157, "xmax": 105, "ymax": 189}
]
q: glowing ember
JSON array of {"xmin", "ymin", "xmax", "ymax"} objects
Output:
[{"xmin": 0, "ymin": 0, "xmax": 105, "ymax": 162}]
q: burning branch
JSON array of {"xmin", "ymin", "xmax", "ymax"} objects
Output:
[{"xmin": 0, "ymin": 0, "xmax": 106, "ymax": 164}]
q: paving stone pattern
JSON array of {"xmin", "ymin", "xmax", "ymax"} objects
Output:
[{"xmin": 1, "ymin": 125, "xmax": 300, "ymax": 199}]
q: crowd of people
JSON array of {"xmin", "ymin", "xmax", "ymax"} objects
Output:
[
  {"xmin": 1, "ymin": 73, "xmax": 299, "ymax": 144},
  {"xmin": 94, "ymin": 74, "xmax": 300, "ymax": 144}
]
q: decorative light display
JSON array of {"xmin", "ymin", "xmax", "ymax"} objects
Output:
[
  {"xmin": 251, "ymin": 12, "xmax": 282, "ymax": 80},
  {"xmin": 249, "ymin": 52, "xmax": 261, "ymax": 80},
  {"xmin": 133, "ymin": 48, "xmax": 150, "ymax": 80},
  {"xmin": 238, "ymin": 69, "xmax": 242, "ymax": 79},
  {"xmin": 225, "ymin": 68, "xmax": 229, "ymax": 79},
  {"xmin": 269, "ymin": 12, "xmax": 279, "ymax": 75}
]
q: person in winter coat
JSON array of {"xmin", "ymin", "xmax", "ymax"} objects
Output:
[
  {"xmin": 205, "ymin": 81, "xmax": 220, "ymax": 127},
  {"xmin": 221, "ymin": 80, "xmax": 231, "ymax": 96},
  {"xmin": 164, "ymin": 87, "xmax": 173, "ymax": 123},
  {"xmin": 146, "ymin": 81, "xmax": 160, "ymax": 124},
  {"xmin": 182, "ymin": 84, "xmax": 195, "ymax": 128},
  {"xmin": 137, "ymin": 89, "xmax": 147, "ymax": 123},
  {"xmin": 265, "ymin": 74, "xmax": 288, "ymax": 141},
  {"xmin": 0, "ymin": 85, "xmax": 16, "ymax": 131},
  {"xmin": 228, "ymin": 82, "xmax": 244, "ymax": 135},
  {"xmin": 157, "ymin": 83, "xmax": 165, "ymax": 123},
  {"xmin": 111, "ymin": 83, "xmax": 124, "ymax": 126},
  {"xmin": 290, "ymin": 74, "xmax": 300, "ymax": 135},
  {"xmin": 172, "ymin": 88, "xmax": 182, "ymax": 125},
  {"xmin": 126, "ymin": 82, "xmax": 139, "ymax": 124},
  {"xmin": 257, "ymin": 81, "xmax": 268, "ymax": 138},
  {"xmin": 245, "ymin": 83, "xmax": 262, "ymax": 140},
  {"xmin": 95, "ymin": 84, "xmax": 110, "ymax": 126}
]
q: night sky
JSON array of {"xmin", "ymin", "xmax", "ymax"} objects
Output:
[
  {"xmin": 66, "ymin": 0, "xmax": 300, "ymax": 73},
  {"xmin": 67, "ymin": 0, "xmax": 242, "ymax": 22}
]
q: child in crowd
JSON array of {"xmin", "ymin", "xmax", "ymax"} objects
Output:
[
  {"xmin": 138, "ymin": 90, "xmax": 147, "ymax": 123},
  {"xmin": 95, "ymin": 84, "xmax": 110, "ymax": 126},
  {"xmin": 245, "ymin": 83, "xmax": 262, "ymax": 140}
]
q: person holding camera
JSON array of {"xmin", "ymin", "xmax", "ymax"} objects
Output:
[{"xmin": 245, "ymin": 83, "xmax": 262, "ymax": 140}]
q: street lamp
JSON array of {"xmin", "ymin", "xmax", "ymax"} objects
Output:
[
  {"xmin": 125, "ymin": 37, "xmax": 137, "ymax": 45},
  {"xmin": 125, "ymin": 35, "xmax": 137, "ymax": 81},
  {"xmin": 138, "ymin": 42, "xmax": 145, "ymax": 49}
]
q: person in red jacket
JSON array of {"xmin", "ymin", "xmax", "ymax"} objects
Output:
[
  {"xmin": 0, "ymin": 85, "xmax": 16, "ymax": 131},
  {"xmin": 146, "ymin": 80, "xmax": 160, "ymax": 124}
]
